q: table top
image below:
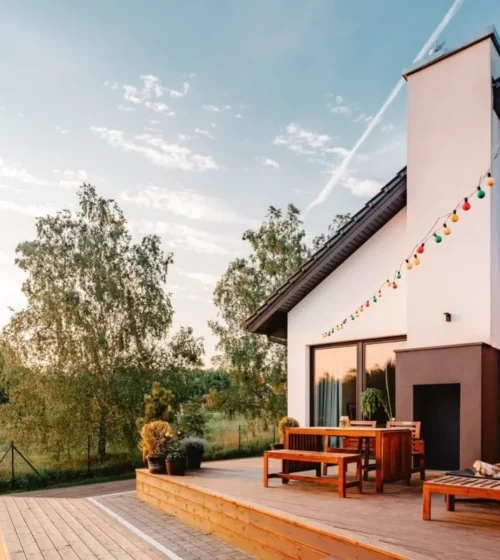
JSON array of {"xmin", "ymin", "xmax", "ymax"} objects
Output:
[{"xmin": 286, "ymin": 426, "xmax": 413, "ymax": 436}]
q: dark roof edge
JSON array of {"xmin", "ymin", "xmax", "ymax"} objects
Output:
[
  {"xmin": 245, "ymin": 167, "xmax": 407, "ymax": 334},
  {"xmin": 403, "ymin": 25, "xmax": 500, "ymax": 80}
]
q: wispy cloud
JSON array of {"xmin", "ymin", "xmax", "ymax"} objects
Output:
[
  {"xmin": 260, "ymin": 158, "xmax": 280, "ymax": 169},
  {"xmin": 202, "ymin": 104, "xmax": 231, "ymax": 113},
  {"xmin": 91, "ymin": 127, "xmax": 218, "ymax": 172},
  {"xmin": 327, "ymin": 94, "xmax": 372, "ymax": 123},
  {"xmin": 235, "ymin": 113, "xmax": 243, "ymax": 119},
  {"xmin": 53, "ymin": 169, "xmax": 89, "ymax": 189},
  {"xmin": 343, "ymin": 176, "xmax": 382, "ymax": 197},
  {"xmin": 273, "ymin": 123, "xmax": 346, "ymax": 158},
  {"xmin": 121, "ymin": 184, "xmax": 248, "ymax": 224},
  {"xmin": 307, "ymin": 0, "xmax": 465, "ymax": 212},
  {"xmin": 0, "ymin": 157, "xmax": 52, "ymax": 186},
  {"xmin": 118, "ymin": 105, "xmax": 137, "ymax": 112},
  {"xmin": 111, "ymin": 74, "xmax": 190, "ymax": 115},
  {"xmin": 104, "ymin": 80, "xmax": 119, "ymax": 90},
  {"xmin": 55, "ymin": 126, "xmax": 69, "ymax": 135},
  {"xmin": 0, "ymin": 199, "xmax": 56, "ymax": 217},
  {"xmin": 177, "ymin": 269, "xmax": 219, "ymax": 286},
  {"xmin": 131, "ymin": 219, "xmax": 243, "ymax": 255},
  {"xmin": 170, "ymin": 82, "xmax": 190, "ymax": 98},
  {"xmin": 194, "ymin": 127, "xmax": 215, "ymax": 140}
]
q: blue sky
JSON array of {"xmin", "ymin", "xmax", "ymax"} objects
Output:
[{"xmin": 1, "ymin": 0, "xmax": 500, "ymax": 361}]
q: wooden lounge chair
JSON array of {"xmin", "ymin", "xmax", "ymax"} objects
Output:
[
  {"xmin": 387, "ymin": 420, "xmax": 425, "ymax": 480},
  {"xmin": 263, "ymin": 449, "xmax": 362, "ymax": 498},
  {"xmin": 423, "ymin": 475, "xmax": 500, "ymax": 520}
]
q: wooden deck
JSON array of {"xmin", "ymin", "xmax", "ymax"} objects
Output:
[{"xmin": 136, "ymin": 456, "xmax": 500, "ymax": 560}]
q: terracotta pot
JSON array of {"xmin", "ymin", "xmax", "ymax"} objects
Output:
[
  {"xmin": 166, "ymin": 457, "xmax": 186, "ymax": 476},
  {"xmin": 147, "ymin": 454, "xmax": 166, "ymax": 474},
  {"xmin": 186, "ymin": 449, "xmax": 204, "ymax": 469}
]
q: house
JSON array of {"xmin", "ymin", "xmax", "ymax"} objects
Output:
[{"xmin": 246, "ymin": 26, "xmax": 500, "ymax": 471}]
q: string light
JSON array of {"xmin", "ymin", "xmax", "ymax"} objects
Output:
[
  {"xmin": 392, "ymin": 282, "xmax": 398, "ymax": 289},
  {"xmin": 365, "ymin": 300, "xmax": 370, "ymax": 308},
  {"xmin": 406, "ymin": 259, "xmax": 413, "ymax": 270},
  {"xmin": 396, "ymin": 271, "xmax": 402, "ymax": 279},
  {"xmin": 386, "ymin": 279, "xmax": 391, "ymax": 287},
  {"xmin": 476, "ymin": 186, "xmax": 486, "ymax": 199},
  {"xmin": 373, "ymin": 295, "xmax": 377, "ymax": 303},
  {"xmin": 434, "ymin": 233, "xmax": 442, "ymax": 243},
  {"xmin": 443, "ymin": 223, "xmax": 451, "ymax": 235},
  {"xmin": 413, "ymin": 254, "xmax": 421, "ymax": 266},
  {"xmin": 462, "ymin": 198, "xmax": 471, "ymax": 211},
  {"xmin": 451, "ymin": 210, "xmax": 459, "ymax": 223},
  {"xmin": 378, "ymin": 290, "xmax": 382, "ymax": 298},
  {"xmin": 486, "ymin": 173, "xmax": 496, "ymax": 187},
  {"xmin": 417, "ymin": 243, "xmax": 425, "ymax": 254}
]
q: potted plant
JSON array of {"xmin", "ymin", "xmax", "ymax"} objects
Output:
[
  {"xmin": 271, "ymin": 416, "xmax": 300, "ymax": 450},
  {"xmin": 182, "ymin": 436, "xmax": 207, "ymax": 469},
  {"xmin": 360, "ymin": 388, "xmax": 391, "ymax": 421},
  {"xmin": 165, "ymin": 440, "xmax": 187, "ymax": 476},
  {"xmin": 139, "ymin": 420, "xmax": 175, "ymax": 474}
]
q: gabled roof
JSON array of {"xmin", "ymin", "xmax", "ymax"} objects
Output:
[{"xmin": 245, "ymin": 167, "xmax": 407, "ymax": 341}]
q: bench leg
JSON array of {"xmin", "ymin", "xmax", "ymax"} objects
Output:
[
  {"xmin": 282, "ymin": 460, "xmax": 289, "ymax": 484},
  {"xmin": 356, "ymin": 457, "xmax": 362, "ymax": 494},
  {"xmin": 263, "ymin": 454, "xmax": 268, "ymax": 487},
  {"xmin": 338, "ymin": 458, "xmax": 346, "ymax": 498},
  {"xmin": 322, "ymin": 464, "xmax": 328, "ymax": 476},
  {"xmin": 420, "ymin": 456, "xmax": 426, "ymax": 481},
  {"xmin": 316, "ymin": 463, "xmax": 322, "ymax": 477},
  {"xmin": 445, "ymin": 494, "xmax": 455, "ymax": 512},
  {"xmin": 422, "ymin": 486, "xmax": 431, "ymax": 521}
]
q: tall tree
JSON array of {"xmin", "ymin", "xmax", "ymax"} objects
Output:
[
  {"xmin": 2, "ymin": 185, "xmax": 174, "ymax": 458},
  {"xmin": 209, "ymin": 204, "xmax": 309, "ymax": 423},
  {"xmin": 312, "ymin": 213, "xmax": 352, "ymax": 250}
]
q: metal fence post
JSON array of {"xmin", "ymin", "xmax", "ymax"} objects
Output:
[
  {"xmin": 87, "ymin": 435, "xmax": 91, "ymax": 477},
  {"xmin": 11, "ymin": 441, "xmax": 15, "ymax": 490},
  {"xmin": 238, "ymin": 425, "xmax": 241, "ymax": 451},
  {"xmin": 273, "ymin": 424, "xmax": 276, "ymax": 443}
]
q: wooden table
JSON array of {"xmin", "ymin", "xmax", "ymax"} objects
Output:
[{"xmin": 285, "ymin": 427, "xmax": 412, "ymax": 493}]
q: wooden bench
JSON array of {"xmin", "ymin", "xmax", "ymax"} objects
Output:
[
  {"xmin": 423, "ymin": 475, "xmax": 500, "ymax": 520},
  {"xmin": 263, "ymin": 449, "xmax": 362, "ymax": 498}
]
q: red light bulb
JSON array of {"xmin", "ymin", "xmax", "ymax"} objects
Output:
[
  {"xmin": 462, "ymin": 198, "xmax": 471, "ymax": 211},
  {"xmin": 417, "ymin": 244, "xmax": 425, "ymax": 254}
]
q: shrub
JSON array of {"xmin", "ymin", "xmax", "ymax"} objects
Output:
[
  {"xmin": 175, "ymin": 402, "xmax": 207, "ymax": 438},
  {"xmin": 278, "ymin": 416, "xmax": 299, "ymax": 443},
  {"xmin": 139, "ymin": 421, "xmax": 175, "ymax": 459},
  {"xmin": 165, "ymin": 440, "xmax": 186, "ymax": 461}
]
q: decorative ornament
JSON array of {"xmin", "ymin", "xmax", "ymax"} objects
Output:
[
  {"xmin": 386, "ymin": 279, "xmax": 391, "ymax": 287},
  {"xmin": 378, "ymin": 290, "xmax": 382, "ymax": 298},
  {"xmin": 396, "ymin": 271, "xmax": 402, "ymax": 280},
  {"xmin": 366, "ymin": 300, "xmax": 370, "ymax": 308},
  {"xmin": 443, "ymin": 223, "xmax": 451, "ymax": 235},
  {"xmin": 360, "ymin": 305, "xmax": 364, "ymax": 312},
  {"xmin": 450, "ymin": 210, "xmax": 459, "ymax": 223},
  {"xmin": 355, "ymin": 311, "xmax": 359, "ymax": 318},
  {"xmin": 462, "ymin": 198, "xmax": 471, "ymax": 211},
  {"xmin": 351, "ymin": 315, "xmax": 355, "ymax": 320},
  {"xmin": 413, "ymin": 254, "xmax": 420, "ymax": 266},
  {"xmin": 373, "ymin": 296, "xmax": 377, "ymax": 303},
  {"xmin": 392, "ymin": 282, "xmax": 398, "ymax": 289},
  {"xmin": 406, "ymin": 259, "xmax": 413, "ymax": 270},
  {"xmin": 476, "ymin": 186, "xmax": 486, "ymax": 199},
  {"xmin": 434, "ymin": 233, "xmax": 442, "ymax": 243},
  {"xmin": 417, "ymin": 244, "xmax": 425, "ymax": 254},
  {"xmin": 486, "ymin": 172, "xmax": 495, "ymax": 187}
]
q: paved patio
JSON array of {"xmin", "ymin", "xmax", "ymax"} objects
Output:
[{"xmin": 0, "ymin": 483, "xmax": 253, "ymax": 559}]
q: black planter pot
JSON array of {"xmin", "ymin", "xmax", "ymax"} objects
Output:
[
  {"xmin": 187, "ymin": 449, "xmax": 204, "ymax": 469},
  {"xmin": 167, "ymin": 457, "xmax": 186, "ymax": 476},
  {"xmin": 270, "ymin": 443, "xmax": 284, "ymax": 450},
  {"xmin": 147, "ymin": 454, "xmax": 166, "ymax": 474}
]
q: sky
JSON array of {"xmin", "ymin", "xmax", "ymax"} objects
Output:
[{"xmin": 1, "ymin": 0, "xmax": 500, "ymax": 363}]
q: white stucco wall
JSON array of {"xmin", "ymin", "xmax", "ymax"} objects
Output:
[
  {"xmin": 406, "ymin": 38, "xmax": 497, "ymax": 348},
  {"xmin": 287, "ymin": 209, "xmax": 408, "ymax": 425}
]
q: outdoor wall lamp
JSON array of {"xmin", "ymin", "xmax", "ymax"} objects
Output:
[{"xmin": 444, "ymin": 312, "xmax": 451, "ymax": 322}]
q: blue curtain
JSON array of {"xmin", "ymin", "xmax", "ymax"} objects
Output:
[{"xmin": 316, "ymin": 374, "xmax": 342, "ymax": 427}]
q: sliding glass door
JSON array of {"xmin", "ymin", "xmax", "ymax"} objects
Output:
[
  {"xmin": 312, "ymin": 345, "xmax": 357, "ymax": 427},
  {"xmin": 311, "ymin": 337, "xmax": 406, "ymax": 426}
]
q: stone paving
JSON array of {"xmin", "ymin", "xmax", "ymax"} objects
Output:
[{"xmin": 1, "ymin": 480, "xmax": 254, "ymax": 559}]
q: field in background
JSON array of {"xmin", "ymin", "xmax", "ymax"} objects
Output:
[{"xmin": 0, "ymin": 414, "xmax": 276, "ymax": 493}]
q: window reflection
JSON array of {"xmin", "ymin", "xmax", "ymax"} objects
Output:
[
  {"xmin": 313, "ymin": 345, "xmax": 357, "ymax": 426},
  {"xmin": 364, "ymin": 340, "xmax": 406, "ymax": 424}
]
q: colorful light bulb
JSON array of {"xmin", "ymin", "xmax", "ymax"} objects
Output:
[
  {"xmin": 392, "ymin": 282, "xmax": 398, "ymax": 289},
  {"xmin": 443, "ymin": 223, "xmax": 451, "ymax": 235},
  {"xmin": 450, "ymin": 210, "xmax": 459, "ymax": 223},
  {"xmin": 351, "ymin": 315, "xmax": 355, "ymax": 320},
  {"xmin": 355, "ymin": 311, "xmax": 359, "ymax": 318},
  {"xmin": 486, "ymin": 173, "xmax": 495, "ymax": 187},
  {"xmin": 378, "ymin": 290, "xmax": 382, "ymax": 298},
  {"xmin": 406, "ymin": 259, "xmax": 413, "ymax": 270},
  {"xmin": 413, "ymin": 254, "xmax": 420, "ymax": 266},
  {"xmin": 396, "ymin": 271, "xmax": 402, "ymax": 280},
  {"xmin": 417, "ymin": 244, "xmax": 425, "ymax": 254},
  {"xmin": 366, "ymin": 300, "xmax": 370, "ymax": 308},
  {"xmin": 373, "ymin": 296, "xmax": 377, "ymax": 303},
  {"xmin": 386, "ymin": 279, "xmax": 391, "ymax": 287},
  {"xmin": 477, "ymin": 186, "xmax": 486, "ymax": 199},
  {"xmin": 462, "ymin": 198, "xmax": 471, "ymax": 211},
  {"xmin": 434, "ymin": 233, "xmax": 442, "ymax": 243}
]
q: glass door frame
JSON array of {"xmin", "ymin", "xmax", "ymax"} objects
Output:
[{"xmin": 309, "ymin": 335, "xmax": 406, "ymax": 425}]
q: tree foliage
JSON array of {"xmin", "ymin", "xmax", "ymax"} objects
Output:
[
  {"xmin": 311, "ymin": 213, "xmax": 352, "ymax": 250},
  {"xmin": 1, "ymin": 185, "xmax": 174, "ymax": 458},
  {"xmin": 210, "ymin": 206, "xmax": 352, "ymax": 425}
]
